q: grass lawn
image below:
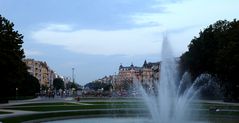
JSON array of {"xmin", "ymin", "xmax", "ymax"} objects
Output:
[
  {"xmin": 12, "ymin": 101, "xmax": 144, "ymax": 106},
  {"xmin": 5, "ymin": 104, "xmax": 144, "ymax": 112},
  {"xmin": 1, "ymin": 101, "xmax": 239, "ymax": 123},
  {"xmin": 6, "ymin": 101, "xmax": 145, "ymax": 112},
  {"xmin": 0, "ymin": 109, "xmax": 147, "ymax": 123},
  {"xmin": 0, "ymin": 111, "xmax": 12, "ymax": 114},
  {"xmin": 79, "ymin": 97, "xmax": 142, "ymax": 100},
  {"xmin": 4, "ymin": 101, "xmax": 239, "ymax": 112},
  {"xmin": 194, "ymin": 102, "xmax": 239, "ymax": 110},
  {"xmin": 11, "ymin": 102, "xmax": 78, "ymax": 106}
]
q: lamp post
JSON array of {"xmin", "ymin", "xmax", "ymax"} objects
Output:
[{"xmin": 72, "ymin": 68, "xmax": 75, "ymax": 83}]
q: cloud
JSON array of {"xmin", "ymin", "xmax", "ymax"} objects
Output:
[
  {"xmin": 44, "ymin": 24, "xmax": 74, "ymax": 31},
  {"xmin": 25, "ymin": 49, "xmax": 43, "ymax": 56},
  {"xmin": 128, "ymin": 0, "xmax": 239, "ymax": 56},
  {"xmin": 30, "ymin": 0, "xmax": 239, "ymax": 57},
  {"xmin": 31, "ymin": 24, "xmax": 164, "ymax": 56},
  {"xmin": 131, "ymin": 0, "xmax": 239, "ymax": 30}
]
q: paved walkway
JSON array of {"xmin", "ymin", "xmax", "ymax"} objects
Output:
[
  {"xmin": 0, "ymin": 97, "xmax": 75, "ymax": 107},
  {"xmin": 0, "ymin": 97, "xmax": 108, "ymax": 119},
  {"xmin": 0, "ymin": 97, "xmax": 75, "ymax": 119},
  {"xmin": 0, "ymin": 109, "xmax": 38, "ymax": 119}
]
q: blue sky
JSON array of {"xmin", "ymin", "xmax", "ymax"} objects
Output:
[{"xmin": 1, "ymin": 0, "xmax": 239, "ymax": 85}]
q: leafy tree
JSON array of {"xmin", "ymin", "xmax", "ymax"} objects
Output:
[
  {"xmin": 84, "ymin": 82, "xmax": 112, "ymax": 91},
  {"xmin": 18, "ymin": 73, "xmax": 40, "ymax": 96},
  {"xmin": 0, "ymin": 15, "xmax": 27, "ymax": 101},
  {"xmin": 66, "ymin": 82, "xmax": 79, "ymax": 90},
  {"xmin": 180, "ymin": 19, "xmax": 239, "ymax": 100},
  {"xmin": 41, "ymin": 85, "xmax": 49, "ymax": 91},
  {"xmin": 53, "ymin": 78, "xmax": 65, "ymax": 90},
  {"xmin": 70, "ymin": 82, "xmax": 78, "ymax": 90},
  {"xmin": 103, "ymin": 84, "xmax": 112, "ymax": 91}
]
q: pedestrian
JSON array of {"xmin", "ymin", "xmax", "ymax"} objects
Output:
[{"xmin": 77, "ymin": 96, "xmax": 80, "ymax": 102}]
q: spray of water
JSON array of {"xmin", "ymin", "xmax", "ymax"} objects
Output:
[{"xmin": 135, "ymin": 35, "xmax": 210, "ymax": 123}]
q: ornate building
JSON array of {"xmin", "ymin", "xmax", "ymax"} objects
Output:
[{"xmin": 114, "ymin": 60, "xmax": 160, "ymax": 92}]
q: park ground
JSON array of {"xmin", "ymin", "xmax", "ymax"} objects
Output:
[{"xmin": 0, "ymin": 97, "xmax": 239, "ymax": 123}]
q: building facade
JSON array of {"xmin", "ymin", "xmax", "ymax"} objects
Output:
[
  {"xmin": 23, "ymin": 59, "xmax": 57, "ymax": 87},
  {"xmin": 114, "ymin": 60, "xmax": 160, "ymax": 93}
]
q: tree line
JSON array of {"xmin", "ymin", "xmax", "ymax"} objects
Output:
[{"xmin": 180, "ymin": 19, "xmax": 239, "ymax": 101}]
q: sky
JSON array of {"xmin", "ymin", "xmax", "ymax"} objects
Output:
[{"xmin": 0, "ymin": 0, "xmax": 238, "ymax": 85}]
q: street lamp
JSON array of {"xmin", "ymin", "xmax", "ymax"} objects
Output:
[{"xmin": 72, "ymin": 68, "xmax": 75, "ymax": 83}]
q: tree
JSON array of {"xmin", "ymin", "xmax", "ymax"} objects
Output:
[
  {"xmin": 180, "ymin": 19, "xmax": 239, "ymax": 100},
  {"xmin": 53, "ymin": 78, "xmax": 65, "ymax": 90},
  {"xmin": 84, "ymin": 82, "xmax": 112, "ymax": 91},
  {"xmin": 0, "ymin": 15, "xmax": 27, "ymax": 101},
  {"xmin": 66, "ymin": 82, "xmax": 82, "ymax": 91},
  {"xmin": 18, "ymin": 73, "xmax": 40, "ymax": 96}
]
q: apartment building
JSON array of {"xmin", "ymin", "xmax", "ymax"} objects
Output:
[
  {"xmin": 115, "ymin": 60, "xmax": 160, "ymax": 91},
  {"xmin": 23, "ymin": 59, "xmax": 56, "ymax": 87}
]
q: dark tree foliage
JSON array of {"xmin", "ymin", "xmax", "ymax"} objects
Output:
[
  {"xmin": 180, "ymin": 19, "xmax": 239, "ymax": 100},
  {"xmin": 84, "ymin": 82, "xmax": 112, "ymax": 91},
  {"xmin": 41, "ymin": 85, "xmax": 49, "ymax": 91},
  {"xmin": 18, "ymin": 73, "xmax": 40, "ymax": 96},
  {"xmin": 53, "ymin": 78, "xmax": 65, "ymax": 90},
  {"xmin": 66, "ymin": 82, "xmax": 82, "ymax": 90},
  {"xmin": 0, "ymin": 15, "xmax": 28, "ymax": 100}
]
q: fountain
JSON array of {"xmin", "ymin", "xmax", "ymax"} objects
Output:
[{"xmin": 137, "ymin": 35, "xmax": 206, "ymax": 123}]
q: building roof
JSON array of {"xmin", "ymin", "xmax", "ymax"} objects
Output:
[{"xmin": 119, "ymin": 61, "xmax": 161, "ymax": 71}]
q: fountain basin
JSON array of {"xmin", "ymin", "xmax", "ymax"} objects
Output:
[{"xmin": 44, "ymin": 117, "xmax": 239, "ymax": 123}]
